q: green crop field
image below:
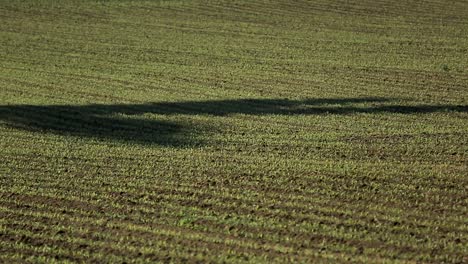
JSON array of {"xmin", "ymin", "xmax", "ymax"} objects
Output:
[{"xmin": 1, "ymin": 0, "xmax": 467, "ymax": 263}]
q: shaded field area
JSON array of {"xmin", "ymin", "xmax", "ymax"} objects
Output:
[
  {"xmin": 0, "ymin": 98, "xmax": 467, "ymax": 146},
  {"xmin": 1, "ymin": 0, "xmax": 467, "ymax": 263}
]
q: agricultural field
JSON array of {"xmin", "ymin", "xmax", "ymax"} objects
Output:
[{"xmin": 0, "ymin": 0, "xmax": 467, "ymax": 262}]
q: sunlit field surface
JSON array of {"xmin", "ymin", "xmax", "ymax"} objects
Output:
[{"xmin": 1, "ymin": 0, "xmax": 467, "ymax": 262}]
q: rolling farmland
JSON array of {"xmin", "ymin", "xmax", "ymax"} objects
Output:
[{"xmin": 1, "ymin": 0, "xmax": 467, "ymax": 263}]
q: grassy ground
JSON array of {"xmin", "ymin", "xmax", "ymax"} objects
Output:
[{"xmin": 1, "ymin": 0, "xmax": 467, "ymax": 262}]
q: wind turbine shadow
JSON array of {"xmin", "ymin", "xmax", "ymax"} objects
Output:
[{"xmin": 0, "ymin": 97, "xmax": 466, "ymax": 146}]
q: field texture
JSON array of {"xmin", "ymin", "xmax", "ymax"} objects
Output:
[{"xmin": 1, "ymin": 0, "xmax": 467, "ymax": 263}]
